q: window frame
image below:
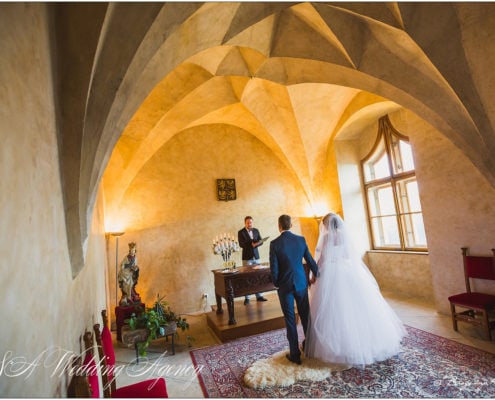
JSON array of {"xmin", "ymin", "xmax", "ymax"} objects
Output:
[{"xmin": 361, "ymin": 116, "xmax": 427, "ymax": 252}]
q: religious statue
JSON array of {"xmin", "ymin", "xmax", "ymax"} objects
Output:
[{"xmin": 118, "ymin": 242, "xmax": 141, "ymax": 306}]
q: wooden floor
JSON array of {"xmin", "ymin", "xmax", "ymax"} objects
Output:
[{"xmin": 206, "ymin": 292, "xmax": 289, "ymax": 342}]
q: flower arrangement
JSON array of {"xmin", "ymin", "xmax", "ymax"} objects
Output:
[
  {"xmin": 212, "ymin": 233, "xmax": 239, "ymax": 268},
  {"xmin": 127, "ymin": 294, "xmax": 192, "ymax": 356}
]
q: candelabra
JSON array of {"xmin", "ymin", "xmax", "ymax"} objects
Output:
[{"xmin": 212, "ymin": 233, "xmax": 239, "ymax": 269}]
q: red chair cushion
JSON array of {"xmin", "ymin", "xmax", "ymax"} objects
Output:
[
  {"xmin": 111, "ymin": 378, "xmax": 168, "ymax": 398},
  {"xmin": 101, "ymin": 325, "xmax": 116, "ymax": 380},
  {"xmin": 100, "ymin": 324, "xmax": 168, "ymax": 398},
  {"xmin": 82, "ymin": 353, "xmax": 100, "ymax": 398},
  {"xmin": 448, "ymin": 292, "xmax": 495, "ymax": 309}
]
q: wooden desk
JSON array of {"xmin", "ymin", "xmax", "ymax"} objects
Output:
[{"xmin": 212, "ymin": 264, "xmax": 276, "ymax": 325}]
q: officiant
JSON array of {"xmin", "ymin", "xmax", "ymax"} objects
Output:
[{"xmin": 238, "ymin": 215, "xmax": 268, "ymax": 305}]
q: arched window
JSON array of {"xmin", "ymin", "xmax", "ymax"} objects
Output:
[{"xmin": 361, "ymin": 116, "xmax": 427, "ymax": 251}]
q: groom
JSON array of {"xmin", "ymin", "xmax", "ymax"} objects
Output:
[{"xmin": 269, "ymin": 214, "xmax": 318, "ymax": 365}]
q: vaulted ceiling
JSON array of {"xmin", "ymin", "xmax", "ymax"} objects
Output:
[{"xmin": 53, "ymin": 2, "xmax": 495, "ymax": 275}]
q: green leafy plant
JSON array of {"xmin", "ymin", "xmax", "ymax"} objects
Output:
[{"xmin": 126, "ymin": 294, "xmax": 192, "ymax": 356}]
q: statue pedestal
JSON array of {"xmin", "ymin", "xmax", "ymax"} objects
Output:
[{"xmin": 115, "ymin": 303, "xmax": 145, "ymax": 341}]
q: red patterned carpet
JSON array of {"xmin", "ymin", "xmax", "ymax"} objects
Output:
[{"xmin": 190, "ymin": 325, "xmax": 495, "ymax": 398}]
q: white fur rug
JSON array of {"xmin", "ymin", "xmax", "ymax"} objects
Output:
[{"xmin": 243, "ymin": 350, "xmax": 351, "ymax": 389}]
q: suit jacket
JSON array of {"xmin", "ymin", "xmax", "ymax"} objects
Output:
[
  {"xmin": 238, "ymin": 227, "xmax": 262, "ymax": 260},
  {"xmin": 269, "ymin": 231, "xmax": 318, "ymax": 293}
]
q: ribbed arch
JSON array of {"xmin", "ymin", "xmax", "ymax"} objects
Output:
[{"xmin": 56, "ymin": 2, "xmax": 495, "ymax": 276}]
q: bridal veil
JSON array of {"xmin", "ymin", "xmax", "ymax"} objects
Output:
[{"xmin": 305, "ymin": 213, "xmax": 406, "ymax": 367}]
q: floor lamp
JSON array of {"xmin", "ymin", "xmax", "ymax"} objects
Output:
[{"xmin": 110, "ymin": 232, "xmax": 125, "ymax": 308}]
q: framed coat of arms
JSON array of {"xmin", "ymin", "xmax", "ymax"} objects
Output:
[{"xmin": 216, "ymin": 179, "xmax": 236, "ymax": 201}]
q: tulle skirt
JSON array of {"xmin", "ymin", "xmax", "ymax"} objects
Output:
[{"xmin": 305, "ymin": 258, "xmax": 406, "ymax": 367}]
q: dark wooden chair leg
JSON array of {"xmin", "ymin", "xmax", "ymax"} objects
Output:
[
  {"xmin": 482, "ymin": 311, "xmax": 491, "ymax": 341},
  {"xmin": 450, "ymin": 303, "xmax": 458, "ymax": 331}
]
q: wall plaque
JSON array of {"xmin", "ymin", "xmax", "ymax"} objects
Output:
[{"xmin": 216, "ymin": 179, "xmax": 236, "ymax": 201}]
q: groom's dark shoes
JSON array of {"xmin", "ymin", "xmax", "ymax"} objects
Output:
[
  {"xmin": 286, "ymin": 354, "xmax": 302, "ymax": 365},
  {"xmin": 256, "ymin": 296, "xmax": 267, "ymax": 302}
]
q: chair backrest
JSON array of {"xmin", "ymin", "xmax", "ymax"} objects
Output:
[
  {"xmin": 461, "ymin": 247, "xmax": 495, "ymax": 292},
  {"xmin": 93, "ymin": 324, "xmax": 111, "ymax": 398},
  {"xmin": 82, "ymin": 331, "xmax": 100, "ymax": 398},
  {"xmin": 67, "ymin": 354, "xmax": 92, "ymax": 397},
  {"xmin": 93, "ymin": 310, "xmax": 117, "ymax": 398},
  {"xmin": 100, "ymin": 310, "xmax": 116, "ymax": 373}
]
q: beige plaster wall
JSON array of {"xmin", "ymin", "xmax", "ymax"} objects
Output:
[
  {"xmin": 110, "ymin": 106, "xmax": 495, "ymax": 318},
  {"xmin": 366, "ymin": 252, "xmax": 434, "ymax": 302},
  {"xmin": 0, "ymin": 5, "xmax": 108, "ymax": 396},
  {"xmin": 107, "ymin": 124, "xmax": 320, "ymax": 315},
  {"xmin": 389, "ymin": 111, "xmax": 495, "ymax": 314},
  {"xmin": 337, "ymin": 109, "xmax": 495, "ymax": 311},
  {"xmin": 344, "ymin": 110, "xmax": 495, "ymax": 314},
  {"xmin": 333, "ymin": 139, "xmax": 370, "ymax": 255}
]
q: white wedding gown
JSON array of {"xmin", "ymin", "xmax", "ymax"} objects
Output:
[{"xmin": 305, "ymin": 214, "xmax": 406, "ymax": 367}]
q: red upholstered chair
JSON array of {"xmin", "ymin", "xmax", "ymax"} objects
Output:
[
  {"xmin": 94, "ymin": 310, "xmax": 168, "ymax": 398},
  {"xmin": 448, "ymin": 247, "xmax": 495, "ymax": 341},
  {"xmin": 67, "ymin": 353, "xmax": 92, "ymax": 397},
  {"xmin": 82, "ymin": 331, "xmax": 101, "ymax": 398}
]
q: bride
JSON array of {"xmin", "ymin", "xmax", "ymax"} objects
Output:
[{"xmin": 304, "ymin": 213, "xmax": 406, "ymax": 367}]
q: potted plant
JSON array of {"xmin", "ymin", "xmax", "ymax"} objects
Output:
[{"xmin": 127, "ymin": 294, "xmax": 192, "ymax": 356}]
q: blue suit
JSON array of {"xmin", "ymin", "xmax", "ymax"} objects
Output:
[{"xmin": 269, "ymin": 230, "xmax": 318, "ymax": 359}]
